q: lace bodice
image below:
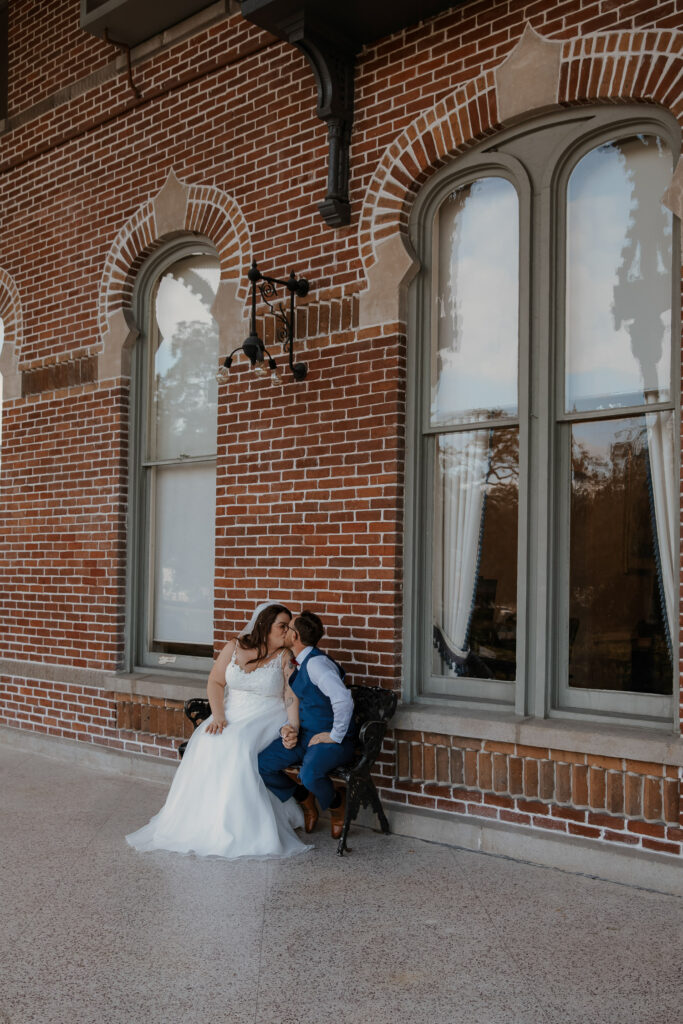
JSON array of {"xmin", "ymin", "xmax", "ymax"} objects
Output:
[{"xmin": 225, "ymin": 649, "xmax": 286, "ymax": 699}]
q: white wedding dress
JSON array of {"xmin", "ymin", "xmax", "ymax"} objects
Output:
[{"xmin": 126, "ymin": 650, "xmax": 311, "ymax": 859}]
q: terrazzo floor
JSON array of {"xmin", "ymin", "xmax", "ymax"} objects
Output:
[{"xmin": 1, "ymin": 743, "xmax": 681, "ymax": 1024}]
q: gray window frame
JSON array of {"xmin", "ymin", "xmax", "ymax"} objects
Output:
[
  {"xmin": 125, "ymin": 238, "xmax": 220, "ymax": 675},
  {"xmin": 405, "ymin": 105, "xmax": 681, "ymax": 728}
]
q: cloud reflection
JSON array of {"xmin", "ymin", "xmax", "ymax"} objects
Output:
[
  {"xmin": 432, "ymin": 177, "xmax": 519, "ymax": 425},
  {"xmin": 565, "ymin": 135, "xmax": 672, "ymax": 412}
]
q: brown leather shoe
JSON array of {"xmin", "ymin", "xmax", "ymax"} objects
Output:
[
  {"xmin": 329, "ymin": 791, "xmax": 346, "ymax": 840},
  {"xmin": 300, "ymin": 792, "xmax": 318, "ymax": 833}
]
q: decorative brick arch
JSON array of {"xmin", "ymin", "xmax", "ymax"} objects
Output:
[
  {"xmin": 98, "ymin": 170, "xmax": 252, "ymax": 380},
  {"xmin": 0, "ymin": 269, "xmax": 23, "ymax": 401},
  {"xmin": 358, "ymin": 26, "xmax": 683, "ymax": 327}
]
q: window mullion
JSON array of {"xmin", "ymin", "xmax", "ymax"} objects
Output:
[{"xmin": 525, "ymin": 168, "xmax": 556, "ymax": 719}]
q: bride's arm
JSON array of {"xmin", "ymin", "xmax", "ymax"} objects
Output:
[
  {"xmin": 205, "ymin": 640, "xmax": 235, "ymax": 734},
  {"xmin": 284, "ymin": 684, "xmax": 299, "ymax": 730}
]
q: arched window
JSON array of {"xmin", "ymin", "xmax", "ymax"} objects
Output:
[
  {"xmin": 129, "ymin": 243, "xmax": 220, "ymax": 671},
  {"xmin": 408, "ymin": 106, "xmax": 680, "ymax": 725}
]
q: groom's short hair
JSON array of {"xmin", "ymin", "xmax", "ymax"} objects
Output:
[{"xmin": 294, "ymin": 610, "xmax": 324, "ymax": 647}]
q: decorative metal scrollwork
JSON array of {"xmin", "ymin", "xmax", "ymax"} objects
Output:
[{"xmin": 217, "ymin": 260, "xmax": 310, "ymax": 384}]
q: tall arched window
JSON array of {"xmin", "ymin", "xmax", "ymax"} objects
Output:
[
  {"xmin": 408, "ymin": 106, "xmax": 680, "ymax": 725},
  {"xmin": 129, "ymin": 243, "xmax": 220, "ymax": 671}
]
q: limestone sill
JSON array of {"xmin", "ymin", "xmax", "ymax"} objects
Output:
[{"xmin": 394, "ymin": 704, "xmax": 683, "ymax": 768}]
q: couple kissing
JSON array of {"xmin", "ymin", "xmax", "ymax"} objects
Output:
[{"xmin": 126, "ymin": 602, "xmax": 354, "ymax": 860}]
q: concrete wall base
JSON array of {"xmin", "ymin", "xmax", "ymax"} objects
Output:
[
  {"xmin": 4, "ymin": 726, "xmax": 681, "ymax": 895},
  {"xmin": 1, "ymin": 725, "xmax": 177, "ymax": 785},
  {"xmin": 356, "ymin": 801, "xmax": 683, "ymax": 897}
]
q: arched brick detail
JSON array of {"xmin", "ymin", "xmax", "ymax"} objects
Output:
[
  {"xmin": 358, "ymin": 69, "xmax": 499, "ymax": 280},
  {"xmin": 359, "ymin": 27, "xmax": 683, "ymax": 313},
  {"xmin": 0, "ymin": 268, "xmax": 23, "ymax": 401},
  {"xmin": 97, "ymin": 172, "xmax": 252, "ymax": 379}
]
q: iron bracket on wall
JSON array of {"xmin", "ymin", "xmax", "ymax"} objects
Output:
[
  {"xmin": 240, "ymin": 1, "xmax": 356, "ymax": 228},
  {"xmin": 240, "ymin": 0, "xmax": 457, "ymax": 228},
  {"xmin": 291, "ymin": 31, "xmax": 355, "ymax": 227}
]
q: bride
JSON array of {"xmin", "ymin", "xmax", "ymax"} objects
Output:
[{"xmin": 126, "ymin": 602, "xmax": 311, "ymax": 859}]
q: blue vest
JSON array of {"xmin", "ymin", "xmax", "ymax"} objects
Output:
[{"xmin": 291, "ymin": 649, "xmax": 352, "ymax": 739}]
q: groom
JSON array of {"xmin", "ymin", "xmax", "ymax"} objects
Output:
[{"xmin": 258, "ymin": 610, "xmax": 355, "ymax": 838}]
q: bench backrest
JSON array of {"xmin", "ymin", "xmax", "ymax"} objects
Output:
[{"xmin": 349, "ymin": 684, "xmax": 398, "ymax": 728}]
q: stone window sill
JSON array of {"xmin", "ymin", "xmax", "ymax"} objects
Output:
[
  {"xmin": 0, "ymin": 659, "xmax": 206, "ymax": 704},
  {"xmin": 394, "ymin": 703, "xmax": 683, "ymax": 768},
  {"xmin": 108, "ymin": 670, "xmax": 207, "ymax": 703}
]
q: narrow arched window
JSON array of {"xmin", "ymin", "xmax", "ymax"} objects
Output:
[
  {"xmin": 430, "ymin": 176, "xmax": 520, "ymax": 703},
  {"xmin": 130, "ymin": 245, "xmax": 220, "ymax": 670},
  {"xmin": 409, "ymin": 106, "xmax": 680, "ymax": 725},
  {"xmin": 561, "ymin": 134, "xmax": 675, "ymax": 709}
]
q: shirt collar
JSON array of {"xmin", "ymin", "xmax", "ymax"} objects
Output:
[{"xmin": 296, "ymin": 646, "xmax": 313, "ymax": 666}]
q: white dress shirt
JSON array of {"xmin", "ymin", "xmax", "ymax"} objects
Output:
[{"xmin": 295, "ymin": 646, "xmax": 354, "ymax": 744}]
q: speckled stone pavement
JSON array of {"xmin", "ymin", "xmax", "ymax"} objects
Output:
[{"xmin": 1, "ymin": 743, "xmax": 681, "ymax": 1024}]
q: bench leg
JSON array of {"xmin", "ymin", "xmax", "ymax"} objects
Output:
[
  {"xmin": 367, "ymin": 778, "xmax": 391, "ymax": 834},
  {"xmin": 336, "ymin": 817, "xmax": 351, "ymax": 856},
  {"xmin": 336, "ymin": 779, "xmax": 362, "ymax": 856}
]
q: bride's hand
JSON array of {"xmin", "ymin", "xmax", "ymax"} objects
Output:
[
  {"xmin": 280, "ymin": 724, "xmax": 298, "ymax": 749},
  {"xmin": 206, "ymin": 717, "xmax": 227, "ymax": 734}
]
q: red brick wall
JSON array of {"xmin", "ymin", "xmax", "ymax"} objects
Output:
[
  {"xmin": 1, "ymin": 0, "xmax": 682, "ymax": 860},
  {"xmin": 7, "ymin": 0, "xmax": 111, "ymax": 116},
  {"xmin": 2, "ymin": 383, "xmax": 128, "ymax": 667},
  {"xmin": 376, "ymin": 732, "xmax": 683, "ymax": 857}
]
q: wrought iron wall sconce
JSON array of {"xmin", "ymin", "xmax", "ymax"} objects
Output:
[{"xmin": 217, "ymin": 261, "xmax": 310, "ymax": 385}]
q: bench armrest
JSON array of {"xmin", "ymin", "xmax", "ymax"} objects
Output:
[{"xmin": 184, "ymin": 697, "xmax": 211, "ymax": 730}]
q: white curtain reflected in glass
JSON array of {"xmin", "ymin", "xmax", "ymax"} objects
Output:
[
  {"xmin": 153, "ymin": 463, "xmax": 216, "ymax": 646},
  {"xmin": 431, "ymin": 177, "xmax": 518, "ymax": 426},
  {"xmin": 433, "ymin": 427, "xmax": 518, "ymax": 680},
  {"xmin": 150, "ymin": 256, "xmax": 220, "ymax": 461},
  {"xmin": 645, "ymin": 406, "xmax": 675, "ymax": 649},
  {"xmin": 433, "ymin": 430, "xmax": 490, "ymax": 670},
  {"xmin": 565, "ymin": 136, "xmax": 673, "ymax": 412}
]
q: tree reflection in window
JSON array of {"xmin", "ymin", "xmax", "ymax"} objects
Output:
[{"xmin": 569, "ymin": 416, "xmax": 673, "ymax": 694}]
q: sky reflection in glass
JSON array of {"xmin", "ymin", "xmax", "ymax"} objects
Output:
[
  {"xmin": 565, "ymin": 136, "xmax": 672, "ymax": 413},
  {"xmin": 152, "ymin": 256, "xmax": 220, "ymax": 460},
  {"xmin": 431, "ymin": 177, "xmax": 519, "ymax": 426}
]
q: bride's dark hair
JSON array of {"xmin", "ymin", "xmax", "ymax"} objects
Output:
[{"xmin": 237, "ymin": 604, "xmax": 292, "ymax": 662}]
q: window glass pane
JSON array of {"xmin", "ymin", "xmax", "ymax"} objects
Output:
[
  {"xmin": 150, "ymin": 254, "xmax": 220, "ymax": 460},
  {"xmin": 431, "ymin": 177, "xmax": 519, "ymax": 426},
  {"xmin": 569, "ymin": 415, "xmax": 673, "ymax": 694},
  {"xmin": 432, "ymin": 427, "xmax": 518, "ymax": 680},
  {"xmin": 565, "ymin": 136, "xmax": 673, "ymax": 413},
  {"xmin": 152, "ymin": 462, "xmax": 216, "ymax": 647}
]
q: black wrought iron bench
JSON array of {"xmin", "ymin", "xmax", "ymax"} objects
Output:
[{"xmin": 180, "ymin": 684, "xmax": 398, "ymax": 855}]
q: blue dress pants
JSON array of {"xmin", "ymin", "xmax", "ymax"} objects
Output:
[{"xmin": 258, "ymin": 731, "xmax": 354, "ymax": 810}]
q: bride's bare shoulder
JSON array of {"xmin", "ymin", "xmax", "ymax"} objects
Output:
[{"xmin": 215, "ymin": 638, "xmax": 238, "ymax": 664}]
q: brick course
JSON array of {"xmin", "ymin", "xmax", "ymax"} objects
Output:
[{"xmin": 379, "ymin": 730, "xmax": 682, "ymax": 857}]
